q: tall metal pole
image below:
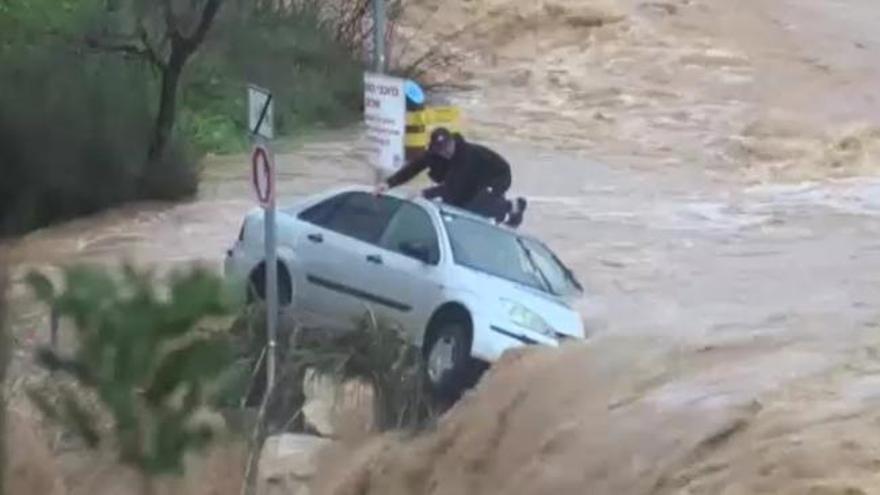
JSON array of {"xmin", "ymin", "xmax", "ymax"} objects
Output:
[
  {"xmin": 373, "ymin": 0, "xmax": 386, "ymax": 73},
  {"xmin": 371, "ymin": 0, "xmax": 388, "ymax": 186},
  {"xmin": 263, "ymin": 141, "xmax": 278, "ymax": 396}
]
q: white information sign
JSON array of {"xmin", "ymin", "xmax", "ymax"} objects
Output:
[
  {"xmin": 248, "ymin": 84, "xmax": 274, "ymax": 140},
  {"xmin": 364, "ymin": 72, "xmax": 406, "ymax": 174}
]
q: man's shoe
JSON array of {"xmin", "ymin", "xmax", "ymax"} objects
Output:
[{"xmin": 506, "ymin": 197, "xmax": 528, "ymax": 228}]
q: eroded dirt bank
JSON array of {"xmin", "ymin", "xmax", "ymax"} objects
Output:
[{"xmin": 314, "ymin": 333, "xmax": 880, "ymax": 495}]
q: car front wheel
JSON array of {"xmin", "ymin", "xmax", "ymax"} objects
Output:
[
  {"xmin": 247, "ymin": 261, "xmax": 293, "ymax": 307},
  {"xmin": 424, "ymin": 320, "xmax": 482, "ymax": 401}
]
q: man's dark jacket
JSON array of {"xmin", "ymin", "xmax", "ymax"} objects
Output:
[{"xmin": 385, "ymin": 134, "xmax": 512, "ymax": 207}]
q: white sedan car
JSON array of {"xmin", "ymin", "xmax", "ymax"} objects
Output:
[{"xmin": 224, "ymin": 186, "xmax": 585, "ymax": 397}]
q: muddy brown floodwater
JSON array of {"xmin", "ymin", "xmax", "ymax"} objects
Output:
[{"xmin": 4, "ymin": 0, "xmax": 880, "ymax": 493}]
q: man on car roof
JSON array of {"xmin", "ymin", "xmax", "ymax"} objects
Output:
[{"xmin": 375, "ymin": 127, "xmax": 528, "ymax": 228}]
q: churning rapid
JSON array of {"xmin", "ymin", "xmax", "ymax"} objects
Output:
[{"xmin": 400, "ymin": 0, "xmax": 880, "ymax": 181}]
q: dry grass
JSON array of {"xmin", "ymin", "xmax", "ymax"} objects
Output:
[
  {"xmin": 233, "ymin": 308, "xmax": 440, "ymax": 494},
  {"xmin": 268, "ymin": 313, "xmax": 438, "ymax": 434}
]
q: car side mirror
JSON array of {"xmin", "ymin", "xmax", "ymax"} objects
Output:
[{"xmin": 399, "ymin": 241, "xmax": 432, "ymax": 264}]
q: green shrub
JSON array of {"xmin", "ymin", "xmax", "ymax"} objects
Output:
[
  {"xmin": 0, "ymin": 2, "xmax": 367, "ymax": 236},
  {"xmin": 0, "ymin": 47, "xmax": 199, "ymax": 236},
  {"xmin": 25, "ymin": 264, "xmax": 241, "ymax": 491},
  {"xmin": 181, "ymin": 4, "xmax": 364, "ymax": 152}
]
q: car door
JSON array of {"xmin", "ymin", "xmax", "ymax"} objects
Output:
[
  {"xmin": 293, "ymin": 191, "xmax": 400, "ymax": 329},
  {"xmin": 358, "ymin": 202, "xmax": 447, "ymax": 336}
]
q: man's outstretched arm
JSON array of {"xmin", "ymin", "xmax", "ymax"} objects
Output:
[{"xmin": 384, "ymin": 154, "xmax": 431, "ymax": 188}]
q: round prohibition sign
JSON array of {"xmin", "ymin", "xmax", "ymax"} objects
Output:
[{"xmin": 251, "ymin": 145, "xmax": 274, "ymax": 207}]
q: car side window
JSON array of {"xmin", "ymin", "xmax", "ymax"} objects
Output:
[
  {"xmin": 379, "ymin": 203, "xmax": 440, "ymax": 264},
  {"xmin": 300, "ymin": 192, "xmax": 400, "ymax": 244},
  {"xmin": 298, "ymin": 193, "xmax": 347, "ymax": 226}
]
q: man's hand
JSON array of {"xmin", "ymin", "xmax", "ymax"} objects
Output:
[{"xmin": 373, "ymin": 182, "xmax": 389, "ymax": 196}]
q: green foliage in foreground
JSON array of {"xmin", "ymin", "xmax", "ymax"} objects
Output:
[{"xmin": 26, "ymin": 265, "xmax": 241, "ymax": 477}]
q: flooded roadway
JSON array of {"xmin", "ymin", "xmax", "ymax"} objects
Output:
[
  {"xmin": 517, "ymin": 148, "xmax": 880, "ymax": 343},
  {"xmin": 5, "ymin": 135, "xmax": 880, "ymax": 349},
  {"xmin": 5, "ymin": 0, "xmax": 880, "ymax": 346}
]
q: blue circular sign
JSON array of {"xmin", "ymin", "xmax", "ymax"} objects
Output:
[{"xmin": 404, "ymin": 80, "xmax": 425, "ymax": 106}]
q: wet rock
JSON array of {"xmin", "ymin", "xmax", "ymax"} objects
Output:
[
  {"xmin": 302, "ymin": 369, "xmax": 374, "ymax": 438},
  {"xmin": 257, "ymin": 434, "xmax": 332, "ymax": 495},
  {"xmin": 600, "ymin": 258, "xmax": 627, "ymax": 268},
  {"xmin": 639, "ymin": 1, "xmax": 679, "ymax": 16},
  {"xmin": 302, "ymin": 369, "xmax": 336, "ymax": 436}
]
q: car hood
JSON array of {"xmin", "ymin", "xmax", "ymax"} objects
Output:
[{"xmin": 453, "ymin": 266, "xmax": 585, "ymax": 339}]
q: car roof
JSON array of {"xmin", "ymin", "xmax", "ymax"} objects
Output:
[
  {"xmin": 285, "ymin": 184, "xmax": 531, "ymax": 237},
  {"xmin": 360, "ymin": 185, "xmax": 524, "ymax": 231}
]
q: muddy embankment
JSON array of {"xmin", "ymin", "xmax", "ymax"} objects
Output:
[{"xmin": 314, "ymin": 334, "xmax": 880, "ymax": 495}]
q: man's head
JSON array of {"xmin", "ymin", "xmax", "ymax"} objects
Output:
[{"xmin": 427, "ymin": 127, "xmax": 456, "ymax": 159}]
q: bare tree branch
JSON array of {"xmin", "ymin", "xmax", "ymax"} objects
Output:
[
  {"xmin": 137, "ymin": 22, "xmax": 167, "ymax": 69},
  {"xmin": 161, "ymin": 0, "xmax": 182, "ymax": 44},
  {"xmin": 182, "ymin": 0, "xmax": 224, "ymax": 53}
]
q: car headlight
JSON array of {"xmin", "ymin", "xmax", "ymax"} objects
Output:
[{"xmin": 501, "ymin": 299, "xmax": 555, "ymax": 338}]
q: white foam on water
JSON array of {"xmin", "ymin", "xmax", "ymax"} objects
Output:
[{"xmin": 747, "ymin": 177, "xmax": 880, "ymax": 217}]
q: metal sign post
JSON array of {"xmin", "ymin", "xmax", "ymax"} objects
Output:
[
  {"xmin": 248, "ymin": 84, "xmax": 277, "ymax": 397},
  {"xmin": 373, "ymin": 0, "xmax": 386, "ymax": 72}
]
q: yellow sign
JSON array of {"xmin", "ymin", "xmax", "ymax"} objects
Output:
[
  {"xmin": 406, "ymin": 111, "xmax": 428, "ymax": 148},
  {"xmin": 405, "ymin": 106, "xmax": 463, "ymax": 151},
  {"xmin": 425, "ymin": 106, "xmax": 462, "ymax": 133}
]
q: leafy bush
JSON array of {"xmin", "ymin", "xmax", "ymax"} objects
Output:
[
  {"xmin": 0, "ymin": 2, "xmax": 367, "ymax": 236},
  {"xmin": 180, "ymin": 4, "xmax": 364, "ymax": 153},
  {"xmin": 25, "ymin": 264, "xmax": 241, "ymax": 491},
  {"xmin": 0, "ymin": 47, "xmax": 199, "ymax": 237}
]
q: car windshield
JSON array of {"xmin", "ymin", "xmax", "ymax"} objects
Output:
[{"xmin": 442, "ymin": 212, "xmax": 582, "ymax": 297}]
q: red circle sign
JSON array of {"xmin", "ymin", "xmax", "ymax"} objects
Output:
[{"xmin": 251, "ymin": 145, "xmax": 273, "ymax": 207}]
